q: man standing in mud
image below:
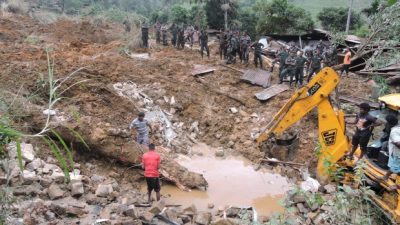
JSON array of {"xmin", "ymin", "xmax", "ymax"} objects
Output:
[
  {"xmin": 199, "ymin": 29, "xmax": 210, "ymax": 59},
  {"xmin": 170, "ymin": 23, "xmax": 178, "ymax": 47},
  {"xmin": 177, "ymin": 28, "xmax": 185, "ymax": 49},
  {"xmin": 251, "ymin": 41, "xmax": 264, "ymax": 69},
  {"xmin": 129, "ymin": 112, "xmax": 152, "ymax": 145},
  {"xmin": 142, "ymin": 143, "xmax": 161, "ymax": 203},
  {"xmin": 122, "ymin": 16, "xmax": 131, "ymax": 33},
  {"xmin": 307, "ymin": 50, "xmax": 323, "ymax": 82},
  {"xmin": 161, "ymin": 25, "xmax": 168, "ymax": 46},
  {"xmin": 218, "ymin": 30, "xmax": 225, "ymax": 60},
  {"xmin": 294, "ymin": 51, "xmax": 307, "ymax": 86},
  {"xmin": 141, "ymin": 23, "xmax": 149, "ymax": 48},
  {"xmin": 154, "ymin": 20, "xmax": 161, "ymax": 44}
]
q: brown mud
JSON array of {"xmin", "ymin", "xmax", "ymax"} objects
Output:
[
  {"xmin": 1, "ymin": 14, "xmax": 373, "ymax": 195},
  {"xmin": 158, "ymin": 143, "xmax": 289, "ymax": 216}
]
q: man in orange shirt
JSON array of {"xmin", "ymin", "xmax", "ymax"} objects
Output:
[
  {"xmin": 142, "ymin": 143, "xmax": 161, "ymax": 203},
  {"xmin": 340, "ymin": 48, "xmax": 351, "ymax": 76}
]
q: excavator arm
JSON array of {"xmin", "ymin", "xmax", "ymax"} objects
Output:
[{"xmin": 256, "ymin": 67, "xmax": 351, "ymax": 180}]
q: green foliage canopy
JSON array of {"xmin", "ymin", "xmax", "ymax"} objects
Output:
[
  {"xmin": 204, "ymin": 0, "xmax": 239, "ymax": 29},
  {"xmin": 171, "ymin": 5, "xmax": 189, "ymax": 24},
  {"xmin": 254, "ymin": 0, "xmax": 314, "ymax": 35},
  {"xmin": 317, "ymin": 7, "xmax": 362, "ymax": 31}
]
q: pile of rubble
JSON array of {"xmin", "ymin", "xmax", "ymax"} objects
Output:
[
  {"xmin": 281, "ymin": 183, "xmax": 378, "ymax": 225},
  {"xmin": 0, "ymin": 142, "xmax": 268, "ymax": 225}
]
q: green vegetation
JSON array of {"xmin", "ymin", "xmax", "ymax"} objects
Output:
[
  {"xmin": 317, "ymin": 7, "xmax": 362, "ymax": 32},
  {"xmin": 0, "ymin": 48, "xmax": 88, "ymax": 182},
  {"xmin": 254, "ymin": 0, "xmax": 314, "ymax": 35},
  {"xmin": 289, "ymin": 0, "xmax": 373, "ymax": 20},
  {"xmin": 265, "ymin": 159, "xmax": 393, "ymax": 225},
  {"xmin": 33, "ymin": 0, "xmax": 392, "ymax": 38}
]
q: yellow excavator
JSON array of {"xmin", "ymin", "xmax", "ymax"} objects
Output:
[{"xmin": 256, "ymin": 67, "xmax": 400, "ymax": 222}]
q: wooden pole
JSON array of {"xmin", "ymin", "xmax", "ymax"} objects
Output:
[{"xmin": 345, "ymin": 0, "xmax": 354, "ymax": 34}]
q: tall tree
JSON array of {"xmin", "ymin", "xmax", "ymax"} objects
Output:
[
  {"xmin": 318, "ymin": 7, "xmax": 362, "ymax": 31},
  {"xmin": 204, "ymin": 0, "xmax": 238, "ymax": 29},
  {"xmin": 254, "ymin": 0, "xmax": 314, "ymax": 35}
]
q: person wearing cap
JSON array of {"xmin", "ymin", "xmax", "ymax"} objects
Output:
[
  {"xmin": 129, "ymin": 112, "xmax": 152, "ymax": 145},
  {"xmin": 347, "ymin": 103, "xmax": 383, "ymax": 160},
  {"xmin": 142, "ymin": 143, "xmax": 161, "ymax": 203},
  {"xmin": 340, "ymin": 48, "xmax": 352, "ymax": 76},
  {"xmin": 380, "ymin": 115, "xmax": 400, "ymax": 188}
]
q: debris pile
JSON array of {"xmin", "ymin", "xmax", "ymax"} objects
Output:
[{"xmin": 2, "ymin": 142, "xmax": 268, "ymax": 225}]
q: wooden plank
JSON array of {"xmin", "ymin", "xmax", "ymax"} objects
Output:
[
  {"xmin": 191, "ymin": 65, "xmax": 215, "ymax": 76},
  {"xmin": 255, "ymin": 84, "xmax": 289, "ymax": 101},
  {"xmin": 339, "ymin": 95, "xmax": 380, "ymax": 109},
  {"xmin": 241, "ymin": 69, "xmax": 272, "ymax": 88}
]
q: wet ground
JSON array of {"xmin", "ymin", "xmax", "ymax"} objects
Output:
[{"xmin": 157, "ymin": 143, "xmax": 290, "ymax": 216}]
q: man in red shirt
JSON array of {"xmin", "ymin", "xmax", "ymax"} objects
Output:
[{"xmin": 142, "ymin": 143, "xmax": 161, "ymax": 203}]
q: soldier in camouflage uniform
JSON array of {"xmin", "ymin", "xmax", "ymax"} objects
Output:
[
  {"xmin": 199, "ymin": 29, "xmax": 210, "ymax": 59},
  {"xmin": 307, "ymin": 50, "xmax": 323, "ymax": 82},
  {"xmin": 227, "ymin": 33, "xmax": 238, "ymax": 64},
  {"xmin": 241, "ymin": 32, "xmax": 251, "ymax": 64},
  {"xmin": 154, "ymin": 21, "xmax": 161, "ymax": 44},
  {"xmin": 218, "ymin": 30, "xmax": 226, "ymax": 60},
  {"xmin": 123, "ymin": 16, "xmax": 131, "ymax": 33},
  {"xmin": 170, "ymin": 23, "xmax": 178, "ymax": 47},
  {"xmin": 279, "ymin": 51, "xmax": 297, "ymax": 86},
  {"xmin": 177, "ymin": 28, "xmax": 185, "ymax": 50},
  {"xmin": 141, "ymin": 23, "xmax": 149, "ymax": 48},
  {"xmin": 272, "ymin": 47, "xmax": 289, "ymax": 79},
  {"xmin": 294, "ymin": 51, "xmax": 308, "ymax": 86},
  {"xmin": 251, "ymin": 41, "xmax": 264, "ymax": 69},
  {"xmin": 161, "ymin": 25, "xmax": 168, "ymax": 46},
  {"xmin": 236, "ymin": 31, "xmax": 242, "ymax": 63}
]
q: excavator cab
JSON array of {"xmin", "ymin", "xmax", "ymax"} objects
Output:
[{"xmin": 255, "ymin": 67, "xmax": 400, "ymax": 222}]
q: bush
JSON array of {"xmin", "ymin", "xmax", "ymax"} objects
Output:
[
  {"xmin": 189, "ymin": 4, "xmax": 207, "ymax": 28},
  {"xmin": 171, "ymin": 5, "xmax": 189, "ymax": 24},
  {"xmin": 238, "ymin": 8, "xmax": 257, "ymax": 39},
  {"xmin": 150, "ymin": 9, "xmax": 169, "ymax": 24},
  {"xmin": 354, "ymin": 25, "xmax": 370, "ymax": 37}
]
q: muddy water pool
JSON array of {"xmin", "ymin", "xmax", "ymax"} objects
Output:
[{"xmin": 145, "ymin": 143, "xmax": 291, "ymax": 216}]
